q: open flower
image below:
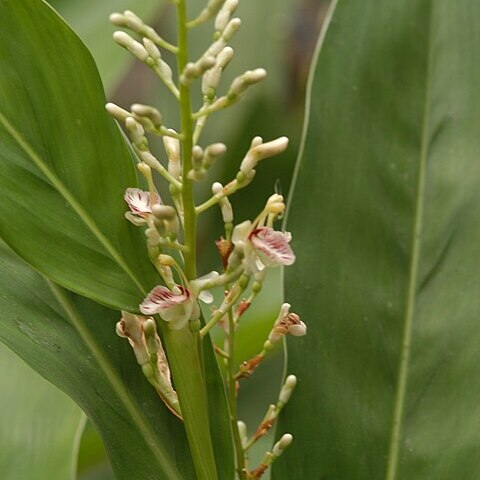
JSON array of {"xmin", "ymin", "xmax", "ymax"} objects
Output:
[
  {"xmin": 248, "ymin": 227, "xmax": 295, "ymax": 267},
  {"xmin": 268, "ymin": 303, "xmax": 307, "ymax": 343},
  {"xmin": 140, "ymin": 285, "xmax": 195, "ymax": 329},
  {"xmin": 231, "ymin": 220, "xmax": 295, "ymax": 272},
  {"xmin": 124, "ymin": 188, "xmax": 161, "ymax": 218}
]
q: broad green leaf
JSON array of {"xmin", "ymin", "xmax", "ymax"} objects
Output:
[
  {"xmin": 0, "ymin": 343, "xmax": 85, "ymax": 480},
  {"xmin": 48, "ymin": 0, "xmax": 162, "ymax": 91},
  {"xmin": 0, "ymin": 240, "xmax": 195, "ymax": 480},
  {"xmin": 0, "ymin": 0, "xmax": 157, "ymax": 312},
  {"xmin": 0, "ymin": 3, "xmax": 234, "ymax": 477},
  {"xmin": 275, "ymin": 1, "xmax": 480, "ymax": 479}
]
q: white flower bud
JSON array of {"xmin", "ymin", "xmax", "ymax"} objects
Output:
[
  {"xmin": 163, "ymin": 135, "xmax": 181, "ymax": 179},
  {"xmin": 155, "ymin": 59, "xmax": 174, "ymax": 85},
  {"xmin": 192, "ymin": 146, "xmax": 204, "ymax": 167},
  {"xmin": 223, "ymin": 18, "xmax": 242, "ymax": 41},
  {"xmin": 125, "ymin": 116, "xmax": 146, "ymax": 144},
  {"xmin": 215, "ymin": 0, "xmax": 239, "ymax": 32},
  {"xmin": 163, "ymin": 135, "xmax": 180, "ymax": 161},
  {"xmin": 203, "ymin": 143, "xmax": 227, "ymax": 169},
  {"xmin": 230, "ymin": 68, "xmax": 267, "ymax": 96},
  {"xmin": 250, "ymin": 136, "xmax": 263, "ymax": 148},
  {"xmin": 211, "ymin": 182, "xmax": 223, "ymax": 195},
  {"xmin": 217, "ymin": 46, "xmax": 235, "ymax": 68},
  {"xmin": 240, "ymin": 137, "xmax": 289, "ymax": 175},
  {"xmin": 143, "ymin": 37, "xmax": 161, "ymax": 60},
  {"xmin": 124, "ymin": 10, "xmax": 144, "ymax": 30},
  {"xmin": 131, "ymin": 104, "xmax": 162, "ymax": 128},
  {"xmin": 113, "ymin": 31, "xmax": 149, "ymax": 62},
  {"xmin": 105, "ymin": 102, "xmax": 130, "ymax": 122},
  {"xmin": 272, "ymin": 434, "xmax": 293, "ymax": 458},
  {"xmin": 109, "ymin": 13, "xmax": 125, "ymax": 26},
  {"xmin": 279, "ymin": 375, "xmax": 297, "ymax": 405},
  {"xmin": 237, "ymin": 421, "xmax": 248, "ymax": 448},
  {"xmin": 220, "ymin": 197, "xmax": 233, "ymax": 223},
  {"xmin": 252, "ymin": 136, "xmax": 289, "ymax": 160}
]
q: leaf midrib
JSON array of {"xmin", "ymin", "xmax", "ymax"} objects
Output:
[
  {"xmin": 385, "ymin": 4, "xmax": 434, "ymax": 479},
  {"xmin": 0, "ymin": 112, "xmax": 146, "ymax": 296},
  {"xmin": 47, "ymin": 281, "xmax": 182, "ymax": 480}
]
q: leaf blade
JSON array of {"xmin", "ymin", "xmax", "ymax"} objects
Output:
[
  {"xmin": 274, "ymin": 1, "xmax": 480, "ymax": 479},
  {"xmin": 0, "ymin": 240, "xmax": 193, "ymax": 480},
  {"xmin": 0, "ymin": 0, "xmax": 156, "ymax": 311}
]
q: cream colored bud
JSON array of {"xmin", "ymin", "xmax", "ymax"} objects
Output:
[
  {"xmin": 240, "ymin": 137, "xmax": 288, "ymax": 174},
  {"xmin": 252, "ymin": 136, "xmax": 289, "ymax": 160},
  {"xmin": 192, "ymin": 145, "xmax": 204, "ymax": 166},
  {"xmin": 113, "ymin": 31, "xmax": 149, "ymax": 61},
  {"xmin": 279, "ymin": 375, "xmax": 297, "ymax": 404},
  {"xmin": 124, "ymin": 10, "xmax": 144, "ymax": 29},
  {"xmin": 230, "ymin": 68, "xmax": 266, "ymax": 96},
  {"xmin": 125, "ymin": 116, "xmax": 145, "ymax": 144},
  {"xmin": 215, "ymin": 0, "xmax": 239, "ymax": 32},
  {"xmin": 131, "ymin": 104, "xmax": 162, "ymax": 127},
  {"xmin": 143, "ymin": 37, "xmax": 161, "ymax": 60},
  {"xmin": 217, "ymin": 46, "xmax": 235, "ymax": 68},
  {"xmin": 158, "ymin": 254, "xmax": 176, "ymax": 266},
  {"xmin": 105, "ymin": 103, "xmax": 130, "ymax": 122},
  {"xmin": 237, "ymin": 421, "xmax": 248, "ymax": 448},
  {"xmin": 223, "ymin": 18, "xmax": 242, "ymax": 41},
  {"xmin": 156, "ymin": 59, "xmax": 174, "ymax": 84},
  {"xmin": 109, "ymin": 12, "xmax": 125, "ymax": 26},
  {"xmin": 272, "ymin": 434, "xmax": 293, "ymax": 458},
  {"xmin": 138, "ymin": 151, "xmax": 161, "ymax": 171},
  {"xmin": 163, "ymin": 135, "xmax": 180, "ymax": 161},
  {"xmin": 212, "ymin": 182, "xmax": 223, "ymax": 195},
  {"xmin": 220, "ymin": 197, "xmax": 233, "ymax": 223}
]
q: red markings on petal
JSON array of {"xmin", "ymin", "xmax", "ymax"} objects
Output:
[
  {"xmin": 140, "ymin": 285, "xmax": 191, "ymax": 315},
  {"xmin": 248, "ymin": 227, "xmax": 295, "ymax": 266},
  {"xmin": 124, "ymin": 188, "xmax": 161, "ymax": 217}
]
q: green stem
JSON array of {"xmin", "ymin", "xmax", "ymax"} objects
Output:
[
  {"xmin": 176, "ymin": 0, "xmax": 196, "ymax": 280},
  {"xmin": 227, "ymin": 308, "xmax": 248, "ymax": 480},
  {"xmin": 162, "ymin": 4, "xmax": 218, "ymax": 480}
]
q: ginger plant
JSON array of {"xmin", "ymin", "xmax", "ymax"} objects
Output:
[{"xmin": 106, "ymin": 3, "xmax": 307, "ymax": 478}]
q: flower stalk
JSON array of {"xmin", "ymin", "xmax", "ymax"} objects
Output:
[{"xmin": 108, "ymin": 2, "xmax": 307, "ymax": 478}]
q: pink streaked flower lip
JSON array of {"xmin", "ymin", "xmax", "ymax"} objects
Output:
[
  {"xmin": 124, "ymin": 188, "xmax": 161, "ymax": 217},
  {"xmin": 248, "ymin": 227, "xmax": 295, "ymax": 266},
  {"xmin": 140, "ymin": 285, "xmax": 191, "ymax": 315}
]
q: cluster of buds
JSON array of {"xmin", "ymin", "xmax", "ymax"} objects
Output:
[
  {"xmin": 108, "ymin": 5, "xmax": 306, "ymax": 478},
  {"xmin": 115, "ymin": 312, "xmax": 181, "ymax": 417}
]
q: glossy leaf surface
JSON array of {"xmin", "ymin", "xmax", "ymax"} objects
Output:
[
  {"xmin": 0, "ymin": 240, "xmax": 195, "ymax": 480},
  {"xmin": 0, "ymin": 343, "xmax": 85, "ymax": 480},
  {"xmin": 0, "ymin": 0, "xmax": 157, "ymax": 311},
  {"xmin": 275, "ymin": 1, "xmax": 480, "ymax": 479}
]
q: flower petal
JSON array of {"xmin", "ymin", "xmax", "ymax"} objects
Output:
[
  {"xmin": 124, "ymin": 188, "xmax": 161, "ymax": 217},
  {"xmin": 249, "ymin": 227, "xmax": 295, "ymax": 266},
  {"xmin": 140, "ymin": 285, "xmax": 191, "ymax": 315}
]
